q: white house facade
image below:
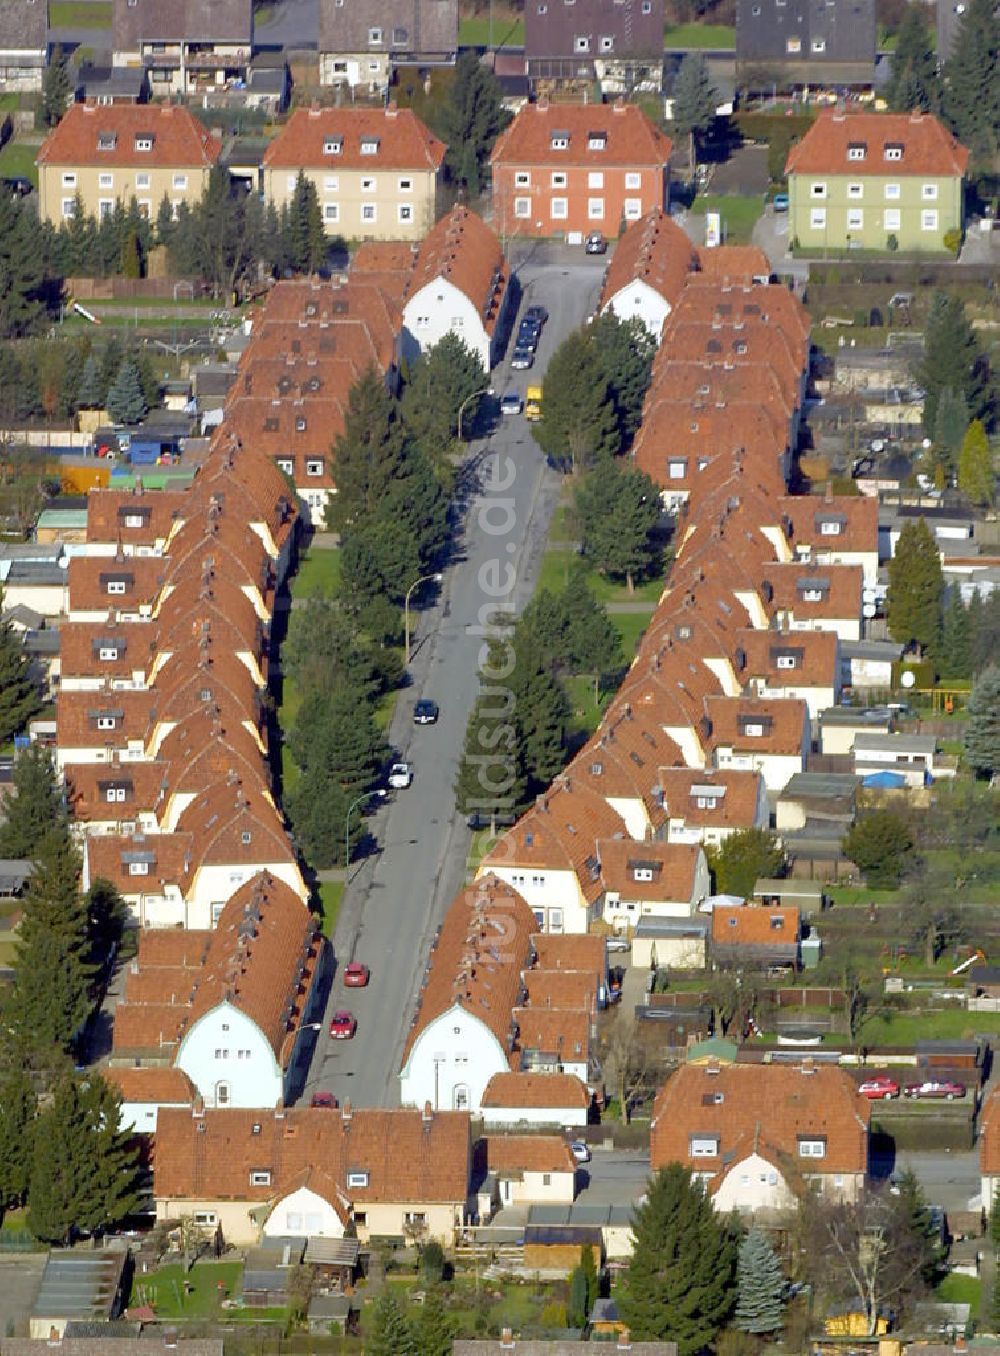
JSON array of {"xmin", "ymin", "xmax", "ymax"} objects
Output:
[{"xmin": 399, "ymin": 1002, "xmax": 510, "ymax": 1114}]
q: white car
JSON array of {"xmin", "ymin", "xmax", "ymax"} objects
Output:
[
  {"xmin": 388, "ymin": 762, "xmax": 413, "ymax": 789},
  {"xmin": 570, "ymin": 1141, "xmax": 591, "ymax": 1164}
]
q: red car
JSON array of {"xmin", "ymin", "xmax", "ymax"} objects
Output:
[
  {"xmin": 329, "ymin": 1010, "xmax": 357, "ymax": 1040},
  {"xmin": 904, "ymin": 1079, "xmax": 966, "ymax": 1100},
  {"xmin": 343, "ymin": 961, "xmax": 370, "ymax": 988},
  {"xmin": 310, "ymin": 1091, "xmax": 339, "ymax": 1109},
  {"xmin": 858, "ymin": 1076, "xmax": 900, "ymax": 1101}
]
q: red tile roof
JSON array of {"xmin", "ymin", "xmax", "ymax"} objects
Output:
[
  {"xmin": 154, "ymin": 1103, "xmax": 470, "ymax": 1208},
  {"xmin": 483, "ymin": 1134, "xmax": 577, "ymax": 1175},
  {"xmin": 778, "ymin": 491, "xmax": 878, "ymax": 558},
  {"xmin": 693, "ymin": 244, "xmax": 771, "ymax": 285},
  {"xmin": 598, "ymin": 209, "xmax": 696, "ymax": 315},
  {"xmin": 737, "ymin": 627, "xmax": 839, "ymax": 691},
  {"xmin": 597, "ymin": 838, "xmax": 702, "ymax": 903},
  {"xmin": 785, "ymin": 109, "xmax": 969, "ymax": 178},
  {"xmin": 84, "ymin": 489, "xmax": 188, "ymax": 547},
  {"xmin": 491, "ymin": 97, "xmax": 672, "ymax": 168},
  {"xmin": 480, "ymin": 1072, "xmax": 591, "ymax": 1110},
  {"xmin": 262, "ymin": 105, "xmax": 445, "ymax": 171},
  {"xmin": 103, "ymin": 1066, "xmax": 196, "ymax": 1107},
  {"xmin": 657, "ymin": 768, "xmax": 764, "ymax": 833},
  {"xmin": 705, "ymin": 696, "xmax": 809, "ymax": 757},
  {"xmin": 405, "ymin": 206, "xmax": 508, "ymax": 336},
  {"xmin": 38, "ymin": 101, "xmax": 220, "ymax": 168},
  {"xmin": 711, "ymin": 903, "xmax": 800, "ymax": 946},
  {"xmin": 402, "ymin": 876, "xmax": 537, "ymax": 1064},
  {"xmin": 651, "ymin": 1062, "xmax": 869, "ymax": 1181}
]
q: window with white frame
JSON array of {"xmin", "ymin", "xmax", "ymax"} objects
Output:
[
  {"xmin": 99, "ymin": 647, "xmax": 119, "ymax": 661},
  {"xmin": 884, "ymin": 208, "xmax": 901, "ymax": 230},
  {"xmin": 286, "ymin": 174, "xmax": 297, "ymax": 192},
  {"xmin": 360, "ymin": 138, "xmax": 379, "ymax": 154},
  {"xmin": 98, "ymin": 173, "xmax": 113, "ymax": 189},
  {"xmin": 398, "ymin": 176, "xmax": 412, "ymax": 192},
  {"xmin": 137, "ymin": 200, "xmax": 151, "ymax": 219},
  {"xmin": 106, "ymin": 579, "xmax": 126, "ymax": 594},
  {"xmin": 588, "ymin": 198, "xmax": 604, "ymax": 218},
  {"xmin": 106, "ymin": 787, "xmax": 126, "ymax": 803},
  {"xmin": 250, "ymin": 1170, "xmax": 271, "ymax": 1186},
  {"xmin": 172, "ymin": 174, "xmax": 188, "ymax": 190},
  {"xmin": 514, "ymin": 196, "xmax": 530, "ymax": 218},
  {"xmin": 361, "ymin": 176, "xmax": 376, "ymax": 192},
  {"xmin": 776, "ymin": 654, "xmax": 797, "ymax": 669},
  {"xmin": 847, "ymin": 182, "xmax": 863, "ymax": 199},
  {"xmin": 550, "ymin": 197, "xmax": 568, "ymax": 219},
  {"xmin": 361, "ymin": 203, "xmax": 376, "ymax": 222},
  {"xmin": 786, "ymin": 35, "xmax": 801, "ymax": 51},
  {"xmin": 134, "ymin": 136, "xmax": 153, "ymax": 152},
  {"xmin": 810, "ymin": 181, "xmax": 826, "ymax": 198},
  {"xmin": 599, "ymin": 34, "xmax": 613, "ymax": 49},
  {"xmin": 624, "ymin": 198, "xmax": 642, "ymax": 219},
  {"xmin": 848, "ymin": 143, "xmax": 866, "ymax": 160},
  {"xmin": 306, "ymin": 459, "xmax": 324, "ymax": 476},
  {"xmin": 573, "ymin": 34, "xmax": 589, "ymax": 50},
  {"xmin": 323, "ymin": 138, "xmax": 342, "ymax": 155},
  {"xmin": 551, "ymin": 171, "xmax": 567, "ymax": 187},
  {"xmin": 885, "ymin": 182, "xmax": 900, "ymax": 199},
  {"xmin": 587, "ymin": 132, "xmax": 606, "ymax": 150},
  {"xmin": 798, "ymin": 1138, "xmax": 826, "ymax": 1158},
  {"xmin": 515, "ymin": 170, "xmax": 530, "ymax": 187},
  {"xmin": 921, "ymin": 182, "xmax": 938, "ymax": 199},
  {"xmin": 194, "ymin": 1212, "xmax": 217, "ymax": 1226},
  {"xmin": 810, "ymin": 207, "xmax": 826, "ymax": 229},
  {"xmin": 743, "ymin": 722, "xmax": 764, "ymax": 737},
  {"xmin": 277, "ymin": 458, "xmax": 293, "ymax": 474},
  {"xmin": 588, "ymin": 170, "xmax": 604, "ymax": 188},
  {"xmin": 96, "ymin": 715, "xmax": 117, "ymax": 730},
  {"xmin": 128, "ymin": 861, "xmax": 149, "ymax": 876},
  {"xmin": 99, "ymin": 200, "xmax": 113, "ymax": 219},
  {"xmin": 398, "ymin": 203, "xmax": 413, "ymax": 223},
  {"xmin": 811, "ymin": 36, "xmax": 826, "ymax": 50},
  {"xmin": 368, "ymin": 26, "xmax": 383, "ymax": 42},
  {"xmin": 921, "ymin": 209, "xmax": 938, "ymax": 231},
  {"xmin": 548, "ymin": 908, "xmax": 564, "ymax": 933},
  {"xmin": 690, "ymin": 1136, "xmax": 720, "ymax": 1157},
  {"xmin": 347, "ymin": 1170, "xmax": 369, "ymax": 1188},
  {"xmin": 62, "ymin": 172, "xmax": 76, "ymax": 187},
  {"xmin": 847, "ymin": 208, "xmax": 863, "ymax": 229},
  {"xmin": 884, "ymin": 144, "xmax": 902, "ymax": 160},
  {"xmin": 61, "ymin": 198, "xmax": 76, "ymax": 218},
  {"xmin": 625, "ymin": 171, "xmax": 641, "ymax": 189},
  {"xmin": 323, "ymin": 175, "xmax": 339, "ymax": 192},
  {"xmin": 668, "ymin": 460, "xmax": 686, "ymax": 480}
]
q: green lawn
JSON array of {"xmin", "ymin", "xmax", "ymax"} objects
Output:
[
  {"xmin": 0, "ymin": 142, "xmax": 38, "ymax": 188},
  {"xmin": 664, "ymin": 21, "xmax": 736, "ymax": 46},
  {"xmin": 131, "ymin": 1261, "xmax": 244, "ymax": 1320},
  {"xmin": 935, "ymin": 1273, "xmax": 981, "ymax": 1308},
  {"xmin": 458, "ymin": 13, "xmax": 525, "ymax": 44},
  {"xmin": 859, "ymin": 1008, "xmax": 1000, "ymax": 1047},
  {"xmin": 536, "ymin": 547, "xmax": 664, "ymax": 605},
  {"xmin": 566, "ymin": 673, "xmax": 612, "ymax": 738},
  {"xmin": 690, "ymin": 194, "xmax": 765, "ymax": 245},
  {"xmin": 0, "ymin": 93, "xmax": 19, "ymax": 111},
  {"xmin": 612, "ymin": 609, "xmax": 654, "ymax": 660},
  {"xmin": 49, "ymin": 0, "xmax": 112, "ymax": 25},
  {"xmin": 290, "ymin": 545, "xmax": 341, "ymax": 599},
  {"xmin": 317, "ymin": 879, "xmax": 343, "ymax": 938}
]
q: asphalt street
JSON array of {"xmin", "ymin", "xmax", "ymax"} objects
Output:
[{"xmin": 303, "ymin": 251, "xmax": 606, "ymax": 1109}]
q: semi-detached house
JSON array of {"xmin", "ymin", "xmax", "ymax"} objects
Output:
[
  {"xmin": 490, "ymin": 97, "xmax": 672, "ymax": 241},
  {"xmin": 0, "ymin": 0, "xmax": 48, "ymax": 92},
  {"xmin": 261, "ymin": 104, "xmax": 445, "ymax": 242},
  {"xmin": 318, "ymin": 0, "xmax": 458, "ymax": 95},
  {"xmin": 36, "ymin": 102, "xmax": 220, "ymax": 226},
  {"xmin": 786, "ymin": 110, "xmax": 968, "ymax": 254},
  {"xmin": 111, "ymin": 0, "xmax": 253, "ymax": 97}
]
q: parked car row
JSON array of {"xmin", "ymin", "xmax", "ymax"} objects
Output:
[{"xmin": 858, "ymin": 1075, "xmax": 967, "ymax": 1101}]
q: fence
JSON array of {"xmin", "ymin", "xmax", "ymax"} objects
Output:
[
  {"xmin": 0, "ymin": 1229, "xmax": 41, "ymax": 1252},
  {"xmin": 65, "ymin": 276, "xmax": 203, "ymax": 301}
]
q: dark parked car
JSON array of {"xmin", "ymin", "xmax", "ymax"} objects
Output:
[
  {"xmin": 585, "ymin": 232, "xmax": 607, "ymax": 254},
  {"xmin": 510, "ymin": 347, "xmax": 534, "ymax": 370},
  {"xmin": 413, "ymin": 699, "xmax": 439, "ymax": 725},
  {"xmin": 3, "ymin": 176, "xmax": 33, "ymax": 197},
  {"xmin": 523, "ymin": 304, "xmax": 548, "ymax": 326}
]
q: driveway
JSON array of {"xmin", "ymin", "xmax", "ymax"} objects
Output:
[
  {"xmin": 704, "ymin": 145, "xmax": 770, "ymax": 197},
  {"xmin": 753, "ymin": 203, "xmax": 809, "ymax": 283},
  {"xmin": 303, "ymin": 252, "xmax": 607, "ymax": 1109}
]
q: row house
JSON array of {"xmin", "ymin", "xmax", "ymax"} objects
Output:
[
  {"xmin": 400, "ymin": 205, "xmax": 512, "ymax": 373},
  {"xmin": 36, "ymin": 102, "xmax": 219, "ymax": 226},
  {"xmin": 480, "ymin": 1072, "xmax": 592, "ymax": 1130},
  {"xmin": 398, "ymin": 876, "xmax": 603, "ymax": 1115},
  {"xmin": 111, "ymin": 0, "xmax": 253, "ymax": 98},
  {"xmin": 490, "ymin": 98, "xmax": 672, "ymax": 241},
  {"xmin": 82, "ymin": 487, "xmax": 188, "ymax": 558},
  {"xmin": 108, "ymin": 872, "xmax": 324, "ymax": 1109},
  {"xmin": 657, "ymin": 768, "xmax": 769, "ymax": 848},
  {"xmin": 711, "ymin": 903, "xmax": 801, "ymax": 970},
  {"xmin": 779, "ymin": 489, "xmax": 879, "ymax": 588},
  {"xmin": 474, "ymin": 1137, "xmax": 578, "ymax": 1216},
  {"xmin": 737, "ymin": 627, "xmax": 841, "ymax": 720},
  {"xmin": 525, "ymin": 0, "xmax": 665, "ymax": 94},
  {"xmin": 651, "ymin": 1061, "xmax": 870, "ymax": 1211},
  {"xmin": 154, "ymin": 1101, "xmax": 471, "ymax": 1246},
  {"xmin": 0, "ymin": 0, "xmax": 47, "ymax": 92},
  {"xmin": 261, "ymin": 104, "xmax": 445, "ymax": 243},
  {"xmin": 318, "ymin": 0, "xmax": 458, "ymax": 96},
  {"xmin": 597, "ymin": 209, "xmax": 697, "ymax": 339},
  {"xmin": 736, "ymin": 0, "xmax": 876, "ymax": 93}
]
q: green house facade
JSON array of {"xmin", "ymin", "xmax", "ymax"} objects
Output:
[{"xmin": 786, "ymin": 110, "xmax": 968, "ymax": 254}]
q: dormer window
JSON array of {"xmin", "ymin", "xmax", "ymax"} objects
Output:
[
  {"xmin": 847, "ymin": 143, "xmax": 867, "ymax": 161},
  {"xmin": 392, "ymin": 26, "xmax": 407, "ymax": 43},
  {"xmin": 97, "ymin": 132, "xmax": 117, "ymax": 151},
  {"xmin": 696, "ymin": 795, "xmax": 718, "ymax": 809},
  {"xmin": 743, "ymin": 722, "xmax": 764, "ymax": 737},
  {"xmin": 250, "ymin": 1170, "xmax": 271, "ymax": 1186},
  {"xmin": 633, "ymin": 867, "xmax": 653, "ymax": 882},
  {"xmin": 323, "ymin": 137, "xmax": 343, "ymax": 155},
  {"xmin": 802, "ymin": 588, "xmax": 824, "ymax": 602},
  {"xmin": 368, "ymin": 26, "xmax": 383, "ymax": 43},
  {"xmin": 820, "ymin": 519, "xmax": 842, "ymax": 535},
  {"xmin": 587, "ymin": 131, "xmax": 607, "ymax": 150},
  {"xmin": 124, "ymin": 513, "xmax": 145, "ymax": 528},
  {"xmin": 775, "ymin": 654, "xmax": 799, "ymax": 670},
  {"xmin": 99, "ymin": 647, "xmax": 119, "ymax": 661},
  {"xmin": 106, "ymin": 581, "xmax": 126, "ymax": 594},
  {"xmin": 599, "ymin": 34, "xmax": 614, "ymax": 50},
  {"xmin": 105, "ymin": 787, "xmax": 127, "ymax": 803},
  {"xmin": 573, "ymin": 35, "xmax": 589, "ymax": 50},
  {"xmin": 134, "ymin": 135, "xmax": 154, "ymax": 152},
  {"xmin": 551, "ymin": 132, "xmax": 570, "ymax": 149},
  {"xmin": 306, "ymin": 458, "xmax": 324, "ymax": 476},
  {"xmin": 798, "ymin": 1137, "xmax": 826, "ymax": 1158},
  {"xmin": 360, "ymin": 137, "xmax": 379, "ymax": 155},
  {"xmin": 295, "ymin": 416, "xmax": 307, "ymax": 432},
  {"xmin": 690, "ymin": 1135, "xmax": 719, "ymax": 1157},
  {"xmin": 884, "ymin": 143, "xmax": 903, "ymax": 161},
  {"xmin": 128, "ymin": 861, "xmax": 149, "ymax": 876},
  {"xmin": 770, "ymin": 915, "xmax": 785, "ymax": 929},
  {"xmin": 347, "ymin": 1170, "xmax": 369, "ymax": 1188},
  {"xmin": 96, "ymin": 715, "xmax": 117, "ymax": 730}
]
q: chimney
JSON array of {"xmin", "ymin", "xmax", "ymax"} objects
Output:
[
  {"xmin": 612, "ymin": 96, "xmax": 626, "ymax": 113},
  {"xmin": 536, "ymin": 95, "xmax": 549, "ymax": 112},
  {"xmin": 801, "ymin": 1056, "xmax": 816, "ymax": 1074},
  {"xmin": 386, "ymin": 99, "xmax": 398, "ymax": 117},
  {"xmin": 341, "ymin": 1097, "xmax": 353, "ymax": 1124},
  {"xmin": 617, "ymin": 1328, "xmax": 633, "ymax": 1351},
  {"xmin": 422, "ymin": 1100, "xmax": 434, "ymax": 1125},
  {"xmin": 500, "ymin": 1329, "xmax": 515, "ymax": 1350},
  {"xmin": 308, "ymin": 102, "xmax": 321, "ymax": 118}
]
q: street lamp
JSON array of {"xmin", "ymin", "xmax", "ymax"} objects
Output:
[
  {"xmin": 457, "ymin": 386, "xmax": 494, "ymax": 442},
  {"xmin": 404, "ymin": 570, "xmax": 444, "ymax": 664},
  {"xmin": 345, "ymin": 788, "xmax": 387, "ymax": 878}
]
